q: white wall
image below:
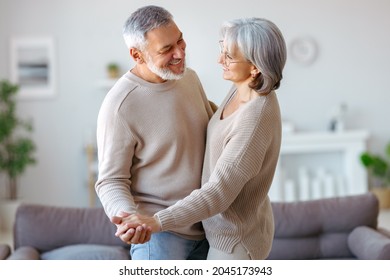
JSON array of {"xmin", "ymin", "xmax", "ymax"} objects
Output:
[{"xmin": 0, "ymin": 0, "xmax": 389, "ymax": 207}]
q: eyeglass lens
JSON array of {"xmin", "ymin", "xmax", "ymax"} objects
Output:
[{"xmin": 219, "ymin": 40, "xmax": 232, "ymax": 66}]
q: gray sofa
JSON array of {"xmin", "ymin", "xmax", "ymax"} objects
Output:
[
  {"xmin": 268, "ymin": 192, "xmax": 390, "ymax": 259},
  {"xmin": 0, "ymin": 244, "xmax": 11, "ymax": 260},
  {"xmin": 2, "ymin": 192, "xmax": 390, "ymax": 260},
  {"xmin": 6, "ymin": 204, "xmax": 130, "ymax": 260}
]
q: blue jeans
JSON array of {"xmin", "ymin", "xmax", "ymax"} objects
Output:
[{"xmin": 130, "ymin": 232, "xmax": 209, "ymax": 260}]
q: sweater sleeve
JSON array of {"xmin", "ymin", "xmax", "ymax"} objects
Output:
[
  {"xmin": 95, "ymin": 92, "xmax": 138, "ymax": 218},
  {"xmin": 156, "ymin": 94, "xmax": 280, "ymax": 230},
  {"xmin": 192, "ymin": 69, "xmax": 214, "ymax": 119}
]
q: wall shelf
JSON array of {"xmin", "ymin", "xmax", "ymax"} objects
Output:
[{"xmin": 269, "ymin": 130, "xmax": 370, "ymax": 202}]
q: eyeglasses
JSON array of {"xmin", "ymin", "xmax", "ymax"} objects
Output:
[{"xmin": 219, "ymin": 40, "xmax": 249, "ymax": 67}]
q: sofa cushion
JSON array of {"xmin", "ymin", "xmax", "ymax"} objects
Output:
[
  {"xmin": 271, "ymin": 193, "xmax": 379, "ymax": 238},
  {"xmin": 14, "ymin": 204, "xmax": 127, "ymax": 252},
  {"xmin": 348, "ymin": 226, "xmax": 390, "ymax": 260},
  {"xmin": 41, "ymin": 244, "xmax": 130, "ymax": 260},
  {"xmin": 268, "ymin": 232, "xmax": 352, "ymax": 259}
]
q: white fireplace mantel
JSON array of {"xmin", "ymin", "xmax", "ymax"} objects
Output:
[{"xmin": 270, "ymin": 130, "xmax": 370, "ymax": 202}]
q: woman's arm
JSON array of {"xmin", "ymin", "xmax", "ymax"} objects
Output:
[{"xmin": 116, "ymin": 94, "xmax": 280, "ymax": 242}]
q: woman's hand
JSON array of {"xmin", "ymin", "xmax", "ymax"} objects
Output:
[{"xmin": 110, "ymin": 211, "xmax": 161, "ymax": 244}]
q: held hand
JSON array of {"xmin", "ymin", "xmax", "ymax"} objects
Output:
[
  {"xmin": 119, "ymin": 223, "xmax": 151, "ymax": 245},
  {"xmin": 114, "ymin": 213, "xmax": 161, "ymax": 236},
  {"xmin": 111, "ymin": 211, "xmax": 153, "ymax": 245}
]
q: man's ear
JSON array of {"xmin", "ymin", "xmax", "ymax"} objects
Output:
[{"xmin": 129, "ymin": 48, "xmax": 144, "ymax": 64}]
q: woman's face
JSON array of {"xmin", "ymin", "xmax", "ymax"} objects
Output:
[{"xmin": 218, "ymin": 41, "xmax": 254, "ymax": 85}]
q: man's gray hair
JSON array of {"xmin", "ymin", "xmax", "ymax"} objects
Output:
[{"xmin": 123, "ymin": 5, "xmax": 173, "ymax": 50}]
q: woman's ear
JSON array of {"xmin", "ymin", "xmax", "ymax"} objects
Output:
[
  {"xmin": 251, "ymin": 65, "xmax": 260, "ymax": 75},
  {"xmin": 251, "ymin": 67, "xmax": 260, "ymax": 78}
]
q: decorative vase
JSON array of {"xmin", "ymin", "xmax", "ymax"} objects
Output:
[
  {"xmin": 370, "ymin": 187, "xmax": 390, "ymax": 209},
  {"xmin": 108, "ymin": 69, "xmax": 119, "ymax": 79}
]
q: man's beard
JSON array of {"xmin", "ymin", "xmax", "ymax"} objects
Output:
[{"xmin": 146, "ymin": 56, "xmax": 186, "ymax": 80}]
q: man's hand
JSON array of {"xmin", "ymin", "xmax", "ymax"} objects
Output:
[
  {"xmin": 111, "ymin": 212, "xmax": 162, "ymax": 244},
  {"xmin": 115, "ymin": 213, "xmax": 161, "ymax": 236},
  {"xmin": 110, "ymin": 211, "xmax": 153, "ymax": 245}
]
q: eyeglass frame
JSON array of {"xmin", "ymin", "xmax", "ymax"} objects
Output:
[{"xmin": 218, "ymin": 40, "xmax": 250, "ymax": 67}]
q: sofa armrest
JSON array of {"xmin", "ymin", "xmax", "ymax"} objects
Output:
[
  {"xmin": 7, "ymin": 246, "xmax": 40, "ymax": 260},
  {"xmin": 0, "ymin": 244, "xmax": 11, "ymax": 260},
  {"xmin": 378, "ymin": 227, "xmax": 390, "ymax": 237},
  {"xmin": 348, "ymin": 226, "xmax": 390, "ymax": 259}
]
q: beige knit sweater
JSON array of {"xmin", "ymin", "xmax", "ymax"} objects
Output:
[
  {"xmin": 156, "ymin": 87, "xmax": 282, "ymax": 259},
  {"xmin": 95, "ymin": 68, "xmax": 213, "ymax": 240}
]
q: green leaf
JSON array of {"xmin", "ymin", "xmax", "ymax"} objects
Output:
[
  {"xmin": 360, "ymin": 141, "xmax": 390, "ymax": 188},
  {"xmin": 386, "ymin": 142, "xmax": 390, "ymax": 159},
  {"xmin": 360, "ymin": 153, "xmax": 373, "ymax": 167},
  {"xmin": 0, "ymin": 79, "xmax": 36, "ymax": 198}
]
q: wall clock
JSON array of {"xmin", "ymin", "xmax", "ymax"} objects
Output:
[{"xmin": 289, "ymin": 37, "xmax": 318, "ymax": 65}]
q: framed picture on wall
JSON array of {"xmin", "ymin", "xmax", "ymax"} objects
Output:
[{"xmin": 10, "ymin": 37, "xmax": 56, "ymax": 100}]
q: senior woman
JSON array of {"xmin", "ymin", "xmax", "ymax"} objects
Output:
[{"xmin": 114, "ymin": 17, "xmax": 287, "ymax": 260}]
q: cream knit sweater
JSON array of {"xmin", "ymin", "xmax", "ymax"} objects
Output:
[
  {"xmin": 95, "ymin": 68, "xmax": 213, "ymax": 240},
  {"xmin": 156, "ymin": 87, "xmax": 282, "ymax": 259}
]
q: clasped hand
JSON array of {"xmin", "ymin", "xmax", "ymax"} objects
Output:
[{"xmin": 110, "ymin": 211, "xmax": 161, "ymax": 244}]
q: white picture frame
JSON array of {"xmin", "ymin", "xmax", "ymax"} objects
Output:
[{"xmin": 10, "ymin": 37, "xmax": 56, "ymax": 100}]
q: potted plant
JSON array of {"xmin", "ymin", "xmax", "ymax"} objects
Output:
[
  {"xmin": 0, "ymin": 80, "xmax": 36, "ymax": 200},
  {"xmin": 360, "ymin": 142, "xmax": 390, "ymax": 208},
  {"xmin": 107, "ymin": 63, "xmax": 120, "ymax": 79}
]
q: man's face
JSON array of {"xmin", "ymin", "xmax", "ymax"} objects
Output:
[{"xmin": 143, "ymin": 21, "xmax": 186, "ymax": 81}]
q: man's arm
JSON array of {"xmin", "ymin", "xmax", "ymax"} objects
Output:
[
  {"xmin": 95, "ymin": 95, "xmax": 138, "ymax": 218},
  {"xmin": 209, "ymin": 100, "xmax": 219, "ymax": 113}
]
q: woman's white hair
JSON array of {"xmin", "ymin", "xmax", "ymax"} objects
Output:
[{"xmin": 221, "ymin": 18, "xmax": 287, "ymax": 94}]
